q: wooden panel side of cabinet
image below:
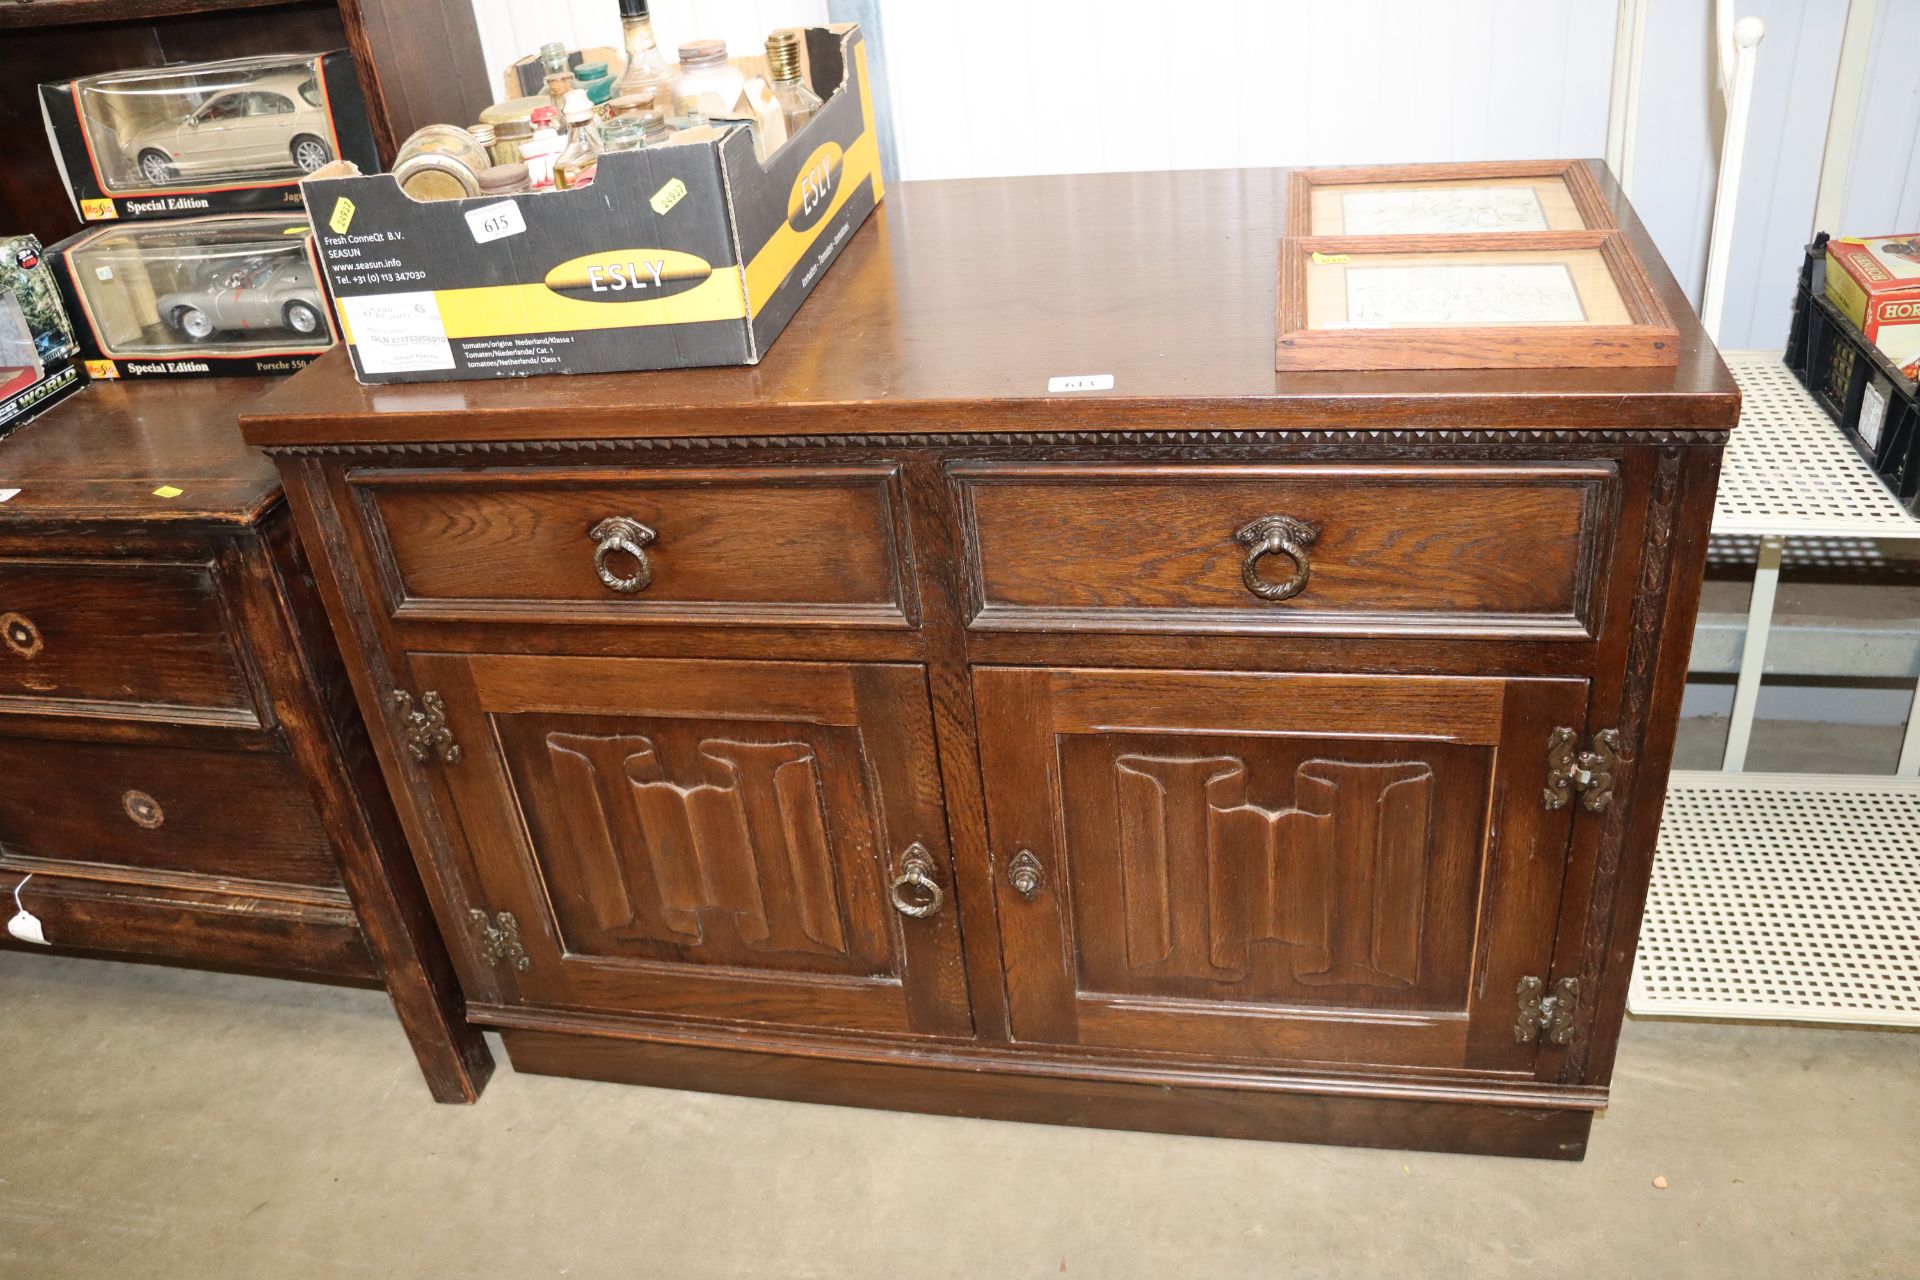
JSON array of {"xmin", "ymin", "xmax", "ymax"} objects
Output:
[{"xmin": 252, "ymin": 481, "xmax": 495, "ymax": 1102}]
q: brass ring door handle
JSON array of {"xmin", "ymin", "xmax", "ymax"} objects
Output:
[
  {"xmin": 589, "ymin": 516, "xmax": 656, "ymax": 594},
  {"xmin": 888, "ymin": 842, "xmax": 945, "ymax": 918},
  {"xmin": 1234, "ymin": 515, "xmax": 1320, "ymax": 602}
]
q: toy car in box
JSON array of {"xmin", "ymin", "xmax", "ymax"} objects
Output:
[
  {"xmin": 46, "ymin": 214, "xmax": 336, "ymax": 378},
  {"xmin": 40, "ymin": 52, "xmax": 378, "ymax": 222},
  {"xmin": 0, "ymin": 235, "xmax": 82, "ymax": 436}
]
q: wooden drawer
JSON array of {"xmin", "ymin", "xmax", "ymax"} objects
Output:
[
  {"xmin": 0, "ymin": 738, "xmax": 341, "ymax": 890},
  {"xmin": 351, "ymin": 465, "xmax": 916, "ymax": 627},
  {"xmin": 0, "ymin": 558, "xmax": 261, "ymax": 726},
  {"xmin": 953, "ymin": 462, "xmax": 1618, "ymax": 637}
]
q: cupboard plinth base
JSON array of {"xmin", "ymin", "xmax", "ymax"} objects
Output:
[{"xmin": 499, "ymin": 1028, "xmax": 1595, "ymax": 1160}]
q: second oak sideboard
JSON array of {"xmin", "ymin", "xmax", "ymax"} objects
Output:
[{"xmin": 241, "ymin": 164, "xmax": 1738, "ymax": 1158}]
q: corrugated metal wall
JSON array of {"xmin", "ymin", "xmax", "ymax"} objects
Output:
[{"xmin": 468, "ymin": 0, "xmax": 1917, "ymax": 349}]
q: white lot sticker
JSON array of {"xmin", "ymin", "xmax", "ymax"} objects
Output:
[
  {"xmin": 0, "ymin": 488, "xmax": 18, "ymax": 503},
  {"xmin": 465, "ymin": 199, "xmax": 526, "ymax": 246},
  {"xmin": 1859, "ymin": 380, "xmax": 1889, "ymax": 450},
  {"xmin": 8, "ymin": 908, "xmax": 47, "ymax": 945},
  {"xmin": 341, "ymin": 292, "xmax": 455, "ymax": 374},
  {"xmin": 1048, "ymin": 374, "xmax": 1115, "ymax": 393}
]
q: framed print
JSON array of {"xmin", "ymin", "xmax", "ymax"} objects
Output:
[
  {"xmin": 1276, "ymin": 231, "xmax": 1679, "ymax": 370},
  {"xmin": 1289, "ymin": 161, "xmax": 1615, "ymax": 237}
]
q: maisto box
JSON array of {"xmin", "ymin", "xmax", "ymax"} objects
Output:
[
  {"xmin": 0, "ymin": 235, "xmax": 82, "ymax": 436},
  {"xmin": 47, "ymin": 214, "xmax": 337, "ymax": 379},
  {"xmin": 305, "ymin": 25, "xmax": 881, "ymax": 384},
  {"xmin": 1824, "ymin": 234, "xmax": 1920, "ymax": 382},
  {"xmin": 40, "ymin": 52, "xmax": 378, "ymax": 223}
]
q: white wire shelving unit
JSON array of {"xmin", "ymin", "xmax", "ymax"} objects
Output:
[{"xmin": 1629, "ymin": 352, "xmax": 1920, "ymax": 1026}]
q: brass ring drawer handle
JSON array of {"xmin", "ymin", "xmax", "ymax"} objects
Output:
[
  {"xmin": 888, "ymin": 842, "xmax": 945, "ymax": 918},
  {"xmin": 589, "ymin": 516, "xmax": 656, "ymax": 594},
  {"xmin": 1234, "ymin": 515, "xmax": 1321, "ymax": 602}
]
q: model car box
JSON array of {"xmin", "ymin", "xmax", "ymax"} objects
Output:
[
  {"xmin": 0, "ymin": 235, "xmax": 83, "ymax": 436},
  {"xmin": 1825, "ymin": 234, "xmax": 1920, "ymax": 382},
  {"xmin": 46, "ymin": 214, "xmax": 337, "ymax": 379},
  {"xmin": 40, "ymin": 52, "xmax": 378, "ymax": 223},
  {"xmin": 306, "ymin": 25, "xmax": 881, "ymax": 384}
]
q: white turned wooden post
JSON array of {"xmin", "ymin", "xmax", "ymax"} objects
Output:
[{"xmin": 1700, "ymin": 8, "xmax": 1765, "ymax": 345}]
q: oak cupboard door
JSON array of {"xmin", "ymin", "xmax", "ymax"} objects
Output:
[
  {"xmin": 411, "ymin": 654, "xmax": 972, "ymax": 1038},
  {"xmin": 976, "ymin": 667, "xmax": 1588, "ymax": 1075}
]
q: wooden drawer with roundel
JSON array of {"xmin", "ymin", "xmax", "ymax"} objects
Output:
[
  {"xmin": 0, "ymin": 557, "xmax": 263, "ymax": 729},
  {"xmin": 350, "ymin": 464, "xmax": 917, "ymax": 629},
  {"xmin": 0, "ymin": 738, "xmax": 339, "ymax": 890},
  {"xmin": 952, "ymin": 461, "xmax": 1619, "ymax": 638}
]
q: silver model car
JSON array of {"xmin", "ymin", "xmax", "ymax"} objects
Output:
[
  {"xmin": 155, "ymin": 255, "xmax": 327, "ymax": 342},
  {"xmin": 121, "ymin": 70, "xmax": 334, "ymax": 186}
]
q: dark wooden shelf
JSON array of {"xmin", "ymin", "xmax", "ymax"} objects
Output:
[{"xmin": 0, "ymin": 0, "xmax": 317, "ymax": 30}]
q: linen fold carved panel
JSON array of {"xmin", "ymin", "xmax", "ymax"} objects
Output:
[{"xmin": 1114, "ymin": 754, "xmax": 1434, "ymax": 989}]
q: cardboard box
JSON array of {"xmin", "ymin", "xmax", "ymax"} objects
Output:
[
  {"xmin": 0, "ymin": 235, "xmax": 83, "ymax": 437},
  {"xmin": 306, "ymin": 25, "xmax": 882, "ymax": 384},
  {"xmin": 40, "ymin": 52, "xmax": 378, "ymax": 223},
  {"xmin": 1825, "ymin": 234, "xmax": 1920, "ymax": 381},
  {"xmin": 47, "ymin": 214, "xmax": 337, "ymax": 379}
]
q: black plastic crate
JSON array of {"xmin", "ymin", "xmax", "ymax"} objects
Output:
[{"xmin": 1785, "ymin": 232, "xmax": 1920, "ymax": 514}]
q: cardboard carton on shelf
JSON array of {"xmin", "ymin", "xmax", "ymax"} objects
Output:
[{"xmin": 304, "ymin": 25, "xmax": 882, "ymax": 385}]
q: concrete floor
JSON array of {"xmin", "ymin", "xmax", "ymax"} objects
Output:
[{"xmin": 2, "ymin": 952, "xmax": 1915, "ymax": 1279}]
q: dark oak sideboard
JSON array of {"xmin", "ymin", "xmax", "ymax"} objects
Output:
[
  {"xmin": 0, "ymin": 382, "xmax": 489, "ymax": 1102},
  {"xmin": 242, "ymin": 165, "xmax": 1738, "ymax": 1158}
]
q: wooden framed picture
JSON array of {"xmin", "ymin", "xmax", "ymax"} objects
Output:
[
  {"xmin": 1288, "ymin": 160, "xmax": 1615, "ymax": 237},
  {"xmin": 1275, "ymin": 231, "xmax": 1680, "ymax": 371}
]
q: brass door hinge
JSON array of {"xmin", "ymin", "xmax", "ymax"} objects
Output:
[
  {"xmin": 470, "ymin": 909, "xmax": 531, "ymax": 971},
  {"xmin": 1543, "ymin": 727, "xmax": 1623, "ymax": 811},
  {"xmin": 393, "ymin": 689, "xmax": 462, "ymax": 766},
  {"xmin": 1514, "ymin": 975, "xmax": 1579, "ymax": 1045}
]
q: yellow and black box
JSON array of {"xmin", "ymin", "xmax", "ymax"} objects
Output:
[{"xmin": 305, "ymin": 25, "xmax": 883, "ymax": 384}]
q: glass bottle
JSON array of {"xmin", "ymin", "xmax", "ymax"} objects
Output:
[
  {"xmin": 673, "ymin": 39, "xmax": 744, "ymax": 118},
  {"xmin": 764, "ymin": 30, "xmax": 822, "ymax": 133},
  {"xmin": 539, "ymin": 41, "xmax": 570, "ymax": 77},
  {"xmin": 545, "ymin": 69, "xmax": 578, "ymax": 116},
  {"xmin": 554, "ymin": 92, "xmax": 602, "ymax": 188},
  {"xmin": 615, "ymin": 0, "xmax": 676, "ymax": 101},
  {"xmin": 522, "ymin": 106, "xmax": 564, "ymax": 189}
]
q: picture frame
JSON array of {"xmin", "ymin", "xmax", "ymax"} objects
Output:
[
  {"xmin": 1276, "ymin": 230, "xmax": 1680, "ymax": 371},
  {"xmin": 1276, "ymin": 162, "xmax": 1676, "ymax": 371},
  {"xmin": 1287, "ymin": 160, "xmax": 1617, "ymax": 238}
]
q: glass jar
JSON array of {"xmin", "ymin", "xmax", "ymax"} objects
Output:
[
  {"xmin": 489, "ymin": 116, "xmax": 534, "ymax": 165},
  {"xmin": 476, "ymin": 162, "xmax": 530, "ymax": 195},
  {"xmin": 539, "ymin": 41, "xmax": 570, "ymax": 77},
  {"xmin": 392, "ymin": 124, "xmax": 489, "ymax": 200},
  {"xmin": 599, "ymin": 115, "xmax": 648, "ymax": 154},
  {"xmin": 673, "ymin": 39, "xmax": 744, "ymax": 117},
  {"xmin": 608, "ymin": 91, "xmax": 656, "ymax": 118}
]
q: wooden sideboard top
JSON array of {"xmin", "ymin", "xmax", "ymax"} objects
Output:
[
  {"xmin": 0, "ymin": 381, "xmax": 282, "ymax": 527},
  {"xmin": 243, "ymin": 163, "xmax": 1739, "ymax": 449}
]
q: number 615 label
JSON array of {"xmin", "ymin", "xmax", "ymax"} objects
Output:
[{"xmin": 465, "ymin": 199, "xmax": 526, "ymax": 245}]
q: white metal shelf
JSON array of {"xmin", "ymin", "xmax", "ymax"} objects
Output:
[
  {"xmin": 1631, "ymin": 772, "xmax": 1920, "ymax": 1026},
  {"xmin": 1634, "ymin": 354, "xmax": 1920, "ymax": 1026},
  {"xmin": 1706, "ymin": 354, "xmax": 1920, "ymax": 774},
  {"xmin": 1714, "ymin": 353, "xmax": 1920, "ymax": 540}
]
